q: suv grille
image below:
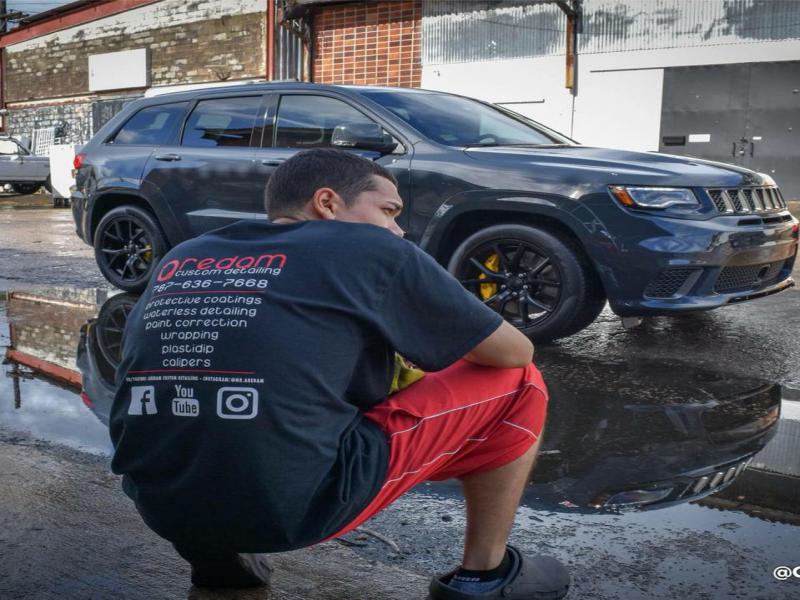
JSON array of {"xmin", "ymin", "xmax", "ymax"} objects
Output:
[
  {"xmin": 674, "ymin": 458, "xmax": 752, "ymax": 501},
  {"xmin": 714, "ymin": 260, "xmax": 786, "ymax": 293},
  {"xmin": 644, "ymin": 268, "xmax": 697, "ymax": 298},
  {"xmin": 707, "ymin": 187, "xmax": 786, "ymax": 215}
]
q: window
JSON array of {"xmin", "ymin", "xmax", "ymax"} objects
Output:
[
  {"xmin": 275, "ymin": 95, "xmax": 379, "ymax": 148},
  {"xmin": 0, "ymin": 139, "xmax": 21, "ymax": 155},
  {"xmin": 182, "ymin": 96, "xmax": 262, "ymax": 148},
  {"xmin": 360, "ymin": 90, "xmax": 569, "ymax": 147},
  {"xmin": 111, "ymin": 102, "xmax": 188, "ymax": 145}
]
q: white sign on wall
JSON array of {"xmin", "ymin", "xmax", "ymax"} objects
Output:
[{"xmin": 89, "ymin": 48, "xmax": 148, "ymax": 92}]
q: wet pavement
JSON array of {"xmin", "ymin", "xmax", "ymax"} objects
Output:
[
  {"xmin": 2, "ymin": 284, "xmax": 799, "ymax": 600},
  {"xmin": 0, "ymin": 193, "xmax": 109, "ymax": 292},
  {"xmin": 1, "ymin": 198, "xmax": 799, "ymax": 599}
]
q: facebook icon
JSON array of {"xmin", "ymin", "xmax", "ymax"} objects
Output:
[{"xmin": 128, "ymin": 386, "xmax": 158, "ymax": 415}]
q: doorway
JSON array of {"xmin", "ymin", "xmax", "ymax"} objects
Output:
[{"xmin": 659, "ymin": 61, "xmax": 800, "ymax": 200}]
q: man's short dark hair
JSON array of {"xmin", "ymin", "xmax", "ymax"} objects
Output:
[{"xmin": 264, "ymin": 148, "xmax": 398, "ymax": 218}]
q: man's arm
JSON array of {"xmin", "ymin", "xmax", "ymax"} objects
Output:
[{"xmin": 462, "ymin": 320, "xmax": 534, "ymax": 368}]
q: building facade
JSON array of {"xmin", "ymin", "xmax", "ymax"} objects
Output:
[
  {"xmin": 316, "ymin": 0, "xmax": 800, "ymax": 198},
  {"xmin": 1, "ymin": 0, "xmax": 798, "ymax": 195},
  {"xmin": 0, "ymin": 0, "xmax": 279, "ymax": 145}
]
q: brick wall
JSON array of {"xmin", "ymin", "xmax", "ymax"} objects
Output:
[
  {"xmin": 5, "ymin": 7, "xmax": 265, "ymax": 104},
  {"xmin": 313, "ymin": 0, "xmax": 421, "ymax": 87},
  {"xmin": 2, "ymin": 0, "xmax": 266, "ymax": 142}
]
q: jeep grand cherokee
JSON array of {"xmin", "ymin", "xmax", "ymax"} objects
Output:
[{"xmin": 72, "ymin": 83, "xmax": 798, "ymax": 340}]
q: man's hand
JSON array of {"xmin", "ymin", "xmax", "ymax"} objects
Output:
[{"xmin": 463, "ymin": 320, "xmax": 534, "ymax": 368}]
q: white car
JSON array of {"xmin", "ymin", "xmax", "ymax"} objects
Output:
[{"xmin": 0, "ymin": 136, "xmax": 50, "ymax": 195}]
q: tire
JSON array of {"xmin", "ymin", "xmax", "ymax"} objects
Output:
[
  {"xmin": 95, "ymin": 293, "xmax": 139, "ymax": 369},
  {"xmin": 12, "ymin": 182, "xmax": 40, "ymax": 195},
  {"xmin": 93, "ymin": 205, "xmax": 169, "ymax": 293},
  {"xmin": 447, "ymin": 224, "xmax": 606, "ymax": 342}
]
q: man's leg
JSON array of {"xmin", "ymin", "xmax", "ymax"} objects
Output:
[
  {"xmin": 173, "ymin": 542, "xmax": 273, "ymax": 589},
  {"xmin": 460, "ymin": 436, "xmax": 541, "ymax": 570},
  {"xmin": 326, "ymin": 360, "xmax": 548, "ymax": 546},
  {"xmin": 325, "ymin": 360, "xmax": 568, "ymax": 597}
]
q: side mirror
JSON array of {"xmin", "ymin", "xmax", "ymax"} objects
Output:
[{"xmin": 331, "ymin": 122, "xmax": 398, "ymax": 154}]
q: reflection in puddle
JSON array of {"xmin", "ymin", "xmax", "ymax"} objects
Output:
[
  {"xmin": 0, "ymin": 290, "xmax": 112, "ymax": 454},
  {"xmin": 1, "ymin": 289, "xmax": 797, "ymax": 515},
  {"xmin": 526, "ymin": 356, "xmax": 783, "ymax": 513}
]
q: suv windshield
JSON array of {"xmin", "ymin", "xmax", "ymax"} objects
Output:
[{"xmin": 359, "ymin": 90, "xmax": 571, "ymax": 147}]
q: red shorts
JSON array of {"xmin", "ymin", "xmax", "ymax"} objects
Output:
[{"xmin": 326, "ymin": 358, "xmax": 549, "ymax": 541}]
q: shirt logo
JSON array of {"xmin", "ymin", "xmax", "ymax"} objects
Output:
[
  {"xmin": 217, "ymin": 387, "xmax": 259, "ymax": 420},
  {"xmin": 171, "ymin": 385, "xmax": 199, "ymax": 417},
  {"xmin": 128, "ymin": 386, "xmax": 157, "ymax": 415}
]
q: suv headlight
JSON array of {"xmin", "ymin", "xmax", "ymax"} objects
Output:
[{"xmin": 610, "ymin": 186, "xmax": 700, "ymax": 211}]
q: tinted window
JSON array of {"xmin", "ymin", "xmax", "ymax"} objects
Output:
[
  {"xmin": 360, "ymin": 90, "xmax": 569, "ymax": 147},
  {"xmin": 112, "ymin": 102, "xmax": 188, "ymax": 145},
  {"xmin": 182, "ymin": 96, "xmax": 262, "ymax": 148},
  {"xmin": 275, "ymin": 95, "xmax": 378, "ymax": 148}
]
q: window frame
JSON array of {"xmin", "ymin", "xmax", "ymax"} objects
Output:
[
  {"xmin": 179, "ymin": 93, "xmax": 268, "ymax": 150},
  {"xmin": 271, "ymin": 92, "xmax": 407, "ymax": 153},
  {"xmin": 103, "ymin": 100, "xmax": 190, "ymax": 147}
]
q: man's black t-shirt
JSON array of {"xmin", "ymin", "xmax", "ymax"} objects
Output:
[{"xmin": 110, "ymin": 219, "xmax": 502, "ymax": 552}]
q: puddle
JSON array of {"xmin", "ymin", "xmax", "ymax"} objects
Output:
[
  {"xmin": 1, "ymin": 287, "xmax": 799, "ymax": 598},
  {"xmin": 0, "ymin": 293, "xmax": 112, "ymax": 455}
]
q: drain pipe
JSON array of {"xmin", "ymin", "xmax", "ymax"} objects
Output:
[{"xmin": 555, "ymin": 0, "xmax": 583, "ymax": 137}]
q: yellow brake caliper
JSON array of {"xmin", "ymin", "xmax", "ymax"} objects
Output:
[{"xmin": 479, "ymin": 254, "xmax": 500, "ymax": 300}]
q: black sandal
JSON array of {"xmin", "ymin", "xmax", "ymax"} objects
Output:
[
  {"xmin": 429, "ymin": 546, "xmax": 570, "ymax": 599},
  {"xmin": 174, "ymin": 543, "xmax": 273, "ymax": 589}
]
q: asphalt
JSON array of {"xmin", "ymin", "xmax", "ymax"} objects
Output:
[
  {"xmin": 0, "ymin": 435, "xmax": 429, "ymax": 600},
  {"xmin": 1, "ymin": 194, "xmax": 799, "ymax": 599}
]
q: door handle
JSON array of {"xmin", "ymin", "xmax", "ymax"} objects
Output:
[
  {"xmin": 260, "ymin": 159, "xmax": 285, "ymax": 167},
  {"xmin": 154, "ymin": 153, "xmax": 181, "ymax": 162}
]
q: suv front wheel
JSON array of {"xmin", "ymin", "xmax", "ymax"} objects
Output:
[
  {"xmin": 448, "ymin": 224, "xmax": 606, "ymax": 342},
  {"xmin": 94, "ymin": 205, "xmax": 168, "ymax": 293}
]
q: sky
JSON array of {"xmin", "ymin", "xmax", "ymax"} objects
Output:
[{"xmin": 7, "ymin": 1, "xmax": 75, "ymax": 20}]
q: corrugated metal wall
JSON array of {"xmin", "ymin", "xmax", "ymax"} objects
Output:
[
  {"xmin": 423, "ymin": 1, "xmax": 565, "ymax": 64},
  {"xmin": 423, "ymin": 0, "xmax": 800, "ymax": 65},
  {"xmin": 275, "ymin": 21, "xmax": 307, "ymax": 81}
]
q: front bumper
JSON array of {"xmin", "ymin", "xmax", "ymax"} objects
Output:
[{"xmin": 596, "ymin": 210, "xmax": 799, "ymax": 316}]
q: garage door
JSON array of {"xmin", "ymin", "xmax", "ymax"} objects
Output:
[{"xmin": 659, "ymin": 61, "xmax": 800, "ymax": 201}]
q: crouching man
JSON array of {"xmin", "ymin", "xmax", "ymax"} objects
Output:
[{"xmin": 111, "ymin": 149, "xmax": 570, "ymax": 599}]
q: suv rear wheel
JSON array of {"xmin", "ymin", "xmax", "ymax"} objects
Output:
[
  {"xmin": 448, "ymin": 224, "xmax": 606, "ymax": 342},
  {"xmin": 94, "ymin": 205, "xmax": 168, "ymax": 293}
]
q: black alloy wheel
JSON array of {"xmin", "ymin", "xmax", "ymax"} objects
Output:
[
  {"xmin": 448, "ymin": 224, "xmax": 606, "ymax": 342},
  {"xmin": 94, "ymin": 205, "xmax": 168, "ymax": 293},
  {"xmin": 96, "ymin": 294, "xmax": 138, "ymax": 368}
]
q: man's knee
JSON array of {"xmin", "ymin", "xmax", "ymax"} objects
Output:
[{"xmin": 503, "ymin": 363, "xmax": 548, "ymax": 440}]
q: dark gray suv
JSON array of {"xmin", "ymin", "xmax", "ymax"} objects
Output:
[{"xmin": 72, "ymin": 82, "xmax": 798, "ymax": 340}]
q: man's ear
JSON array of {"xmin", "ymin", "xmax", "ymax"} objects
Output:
[{"xmin": 309, "ymin": 187, "xmax": 344, "ymax": 220}]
